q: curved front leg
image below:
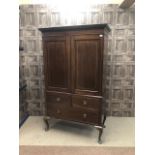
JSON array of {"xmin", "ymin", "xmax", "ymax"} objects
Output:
[
  {"xmin": 43, "ymin": 116, "xmax": 50, "ymax": 131},
  {"xmin": 103, "ymin": 114, "xmax": 106, "ymax": 128},
  {"xmin": 95, "ymin": 114, "xmax": 107, "ymax": 144},
  {"xmin": 98, "ymin": 127, "xmax": 103, "ymax": 144}
]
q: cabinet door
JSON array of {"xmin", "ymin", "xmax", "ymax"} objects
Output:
[
  {"xmin": 43, "ymin": 34, "xmax": 71, "ymax": 92},
  {"xmin": 71, "ymin": 33, "xmax": 103, "ymax": 96}
]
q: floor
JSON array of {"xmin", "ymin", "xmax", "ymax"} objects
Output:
[{"xmin": 19, "ymin": 116, "xmax": 135, "ymax": 147}]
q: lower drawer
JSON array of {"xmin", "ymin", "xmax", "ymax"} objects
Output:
[
  {"xmin": 71, "ymin": 109, "xmax": 99, "ymax": 125},
  {"xmin": 47, "ymin": 104, "xmax": 99, "ymax": 125},
  {"xmin": 47, "ymin": 104, "xmax": 68, "ymax": 119}
]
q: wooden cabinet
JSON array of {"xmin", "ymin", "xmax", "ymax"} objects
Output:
[{"xmin": 39, "ymin": 24, "xmax": 110, "ymax": 143}]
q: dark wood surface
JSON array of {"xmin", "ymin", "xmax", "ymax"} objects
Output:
[
  {"xmin": 39, "ymin": 24, "xmax": 110, "ymax": 143},
  {"xmin": 43, "ymin": 34, "xmax": 71, "ymax": 92},
  {"xmin": 71, "ymin": 33, "xmax": 103, "ymax": 96},
  {"xmin": 39, "ymin": 24, "xmax": 111, "ymax": 32}
]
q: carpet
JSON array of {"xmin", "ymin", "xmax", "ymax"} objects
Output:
[
  {"xmin": 20, "ymin": 116, "xmax": 134, "ymax": 146},
  {"xmin": 20, "ymin": 116, "xmax": 135, "ymax": 155},
  {"xmin": 20, "ymin": 146, "xmax": 134, "ymax": 155}
]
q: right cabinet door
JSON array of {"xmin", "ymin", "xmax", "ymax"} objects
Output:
[{"xmin": 71, "ymin": 33, "xmax": 104, "ymax": 96}]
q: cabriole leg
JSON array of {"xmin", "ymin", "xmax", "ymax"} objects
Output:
[
  {"xmin": 103, "ymin": 114, "xmax": 106, "ymax": 128},
  {"xmin": 43, "ymin": 116, "xmax": 50, "ymax": 131},
  {"xmin": 95, "ymin": 114, "xmax": 107, "ymax": 144},
  {"xmin": 98, "ymin": 127, "xmax": 103, "ymax": 144}
]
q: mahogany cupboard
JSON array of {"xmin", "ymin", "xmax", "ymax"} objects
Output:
[{"xmin": 39, "ymin": 24, "xmax": 110, "ymax": 143}]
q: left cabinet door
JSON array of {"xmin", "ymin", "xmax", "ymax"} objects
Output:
[{"xmin": 43, "ymin": 33, "xmax": 71, "ymax": 92}]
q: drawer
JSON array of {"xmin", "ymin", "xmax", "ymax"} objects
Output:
[
  {"xmin": 71, "ymin": 109, "xmax": 99, "ymax": 125},
  {"xmin": 46, "ymin": 92, "xmax": 71, "ymax": 106},
  {"xmin": 47, "ymin": 104, "xmax": 99, "ymax": 125},
  {"xmin": 72, "ymin": 95, "xmax": 102, "ymax": 112},
  {"xmin": 47, "ymin": 104, "xmax": 67, "ymax": 118}
]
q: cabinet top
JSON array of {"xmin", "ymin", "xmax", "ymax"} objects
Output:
[{"xmin": 38, "ymin": 24, "xmax": 110, "ymax": 32}]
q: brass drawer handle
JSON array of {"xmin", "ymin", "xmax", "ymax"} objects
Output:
[
  {"xmin": 56, "ymin": 97, "xmax": 61, "ymax": 102},
  {"xmin": 56, "ymin": 109, "xmax": 61, "ymax": 114},
  {"xmin": 83, "ymin": 113, "xmax": 87, "ymax": 118},
  {"xmin": 83, "ymin": 100, "xmax": 87, "ymax": 105}
]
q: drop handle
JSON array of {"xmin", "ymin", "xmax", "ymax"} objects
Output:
[
  {"xmin": 83, "ymin": 100, "xmax": 87, "ymax": 105},
  {"xmin": 83, "ymin": 113, "xmax": 87, "ymax": 118},
  {"xmin": 57, "ymin": 109, "xmax": 61, "ymax": 114},
  {"xmin": 56, "ymin": 97, "xmax": 61, "ymax": 102}
]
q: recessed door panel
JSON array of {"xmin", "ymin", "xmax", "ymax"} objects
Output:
[
  {"xmin": 71, "ymin": 34, "xmax": 103, "ymax": 95},
  {"xmin": 44, "ymin": 35, "xmax": 71, "ymax": 92}
]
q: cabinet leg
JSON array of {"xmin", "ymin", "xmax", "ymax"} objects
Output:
[
  {"xmin": 95, "ymin": 114, "xmax": 107, "ymax": 144},
  {"xmin": 98, "ymin": 128, "xmax": 103, "ymax": 144},
  {"xmin": 103, "ymin": 114, "xmax": 106, "ymax": 128},
  {"xmin": 43, "ymin": 117, "xmax": 50, "ymax": 131}
]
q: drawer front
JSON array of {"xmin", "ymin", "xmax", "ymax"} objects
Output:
[
  {"xmin": 47, "ymin": 104, "xmax": 99, "ymax": 125},
  {"xmin": 72, "ymin": 95, "xmax": 102, "ymax": 112},
  {"xmin": 71, "ymin": 108, "xmax": 99, "ymax": 125},
  {"xmin": 47, "ymin": 104, "xmax": 68, "ymax": 118},
  {"xmin": 46, "ymin": 92, "xmax": 71, "ymax": 106}
]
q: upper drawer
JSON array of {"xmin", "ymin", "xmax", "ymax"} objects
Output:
[
  {"xmin": 46, "ymin": 91, "xmax": 71, "ymax": 106},
  {"xmin": 72, "ymin": 95, "xmax": 102, "ymax": 112}
]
